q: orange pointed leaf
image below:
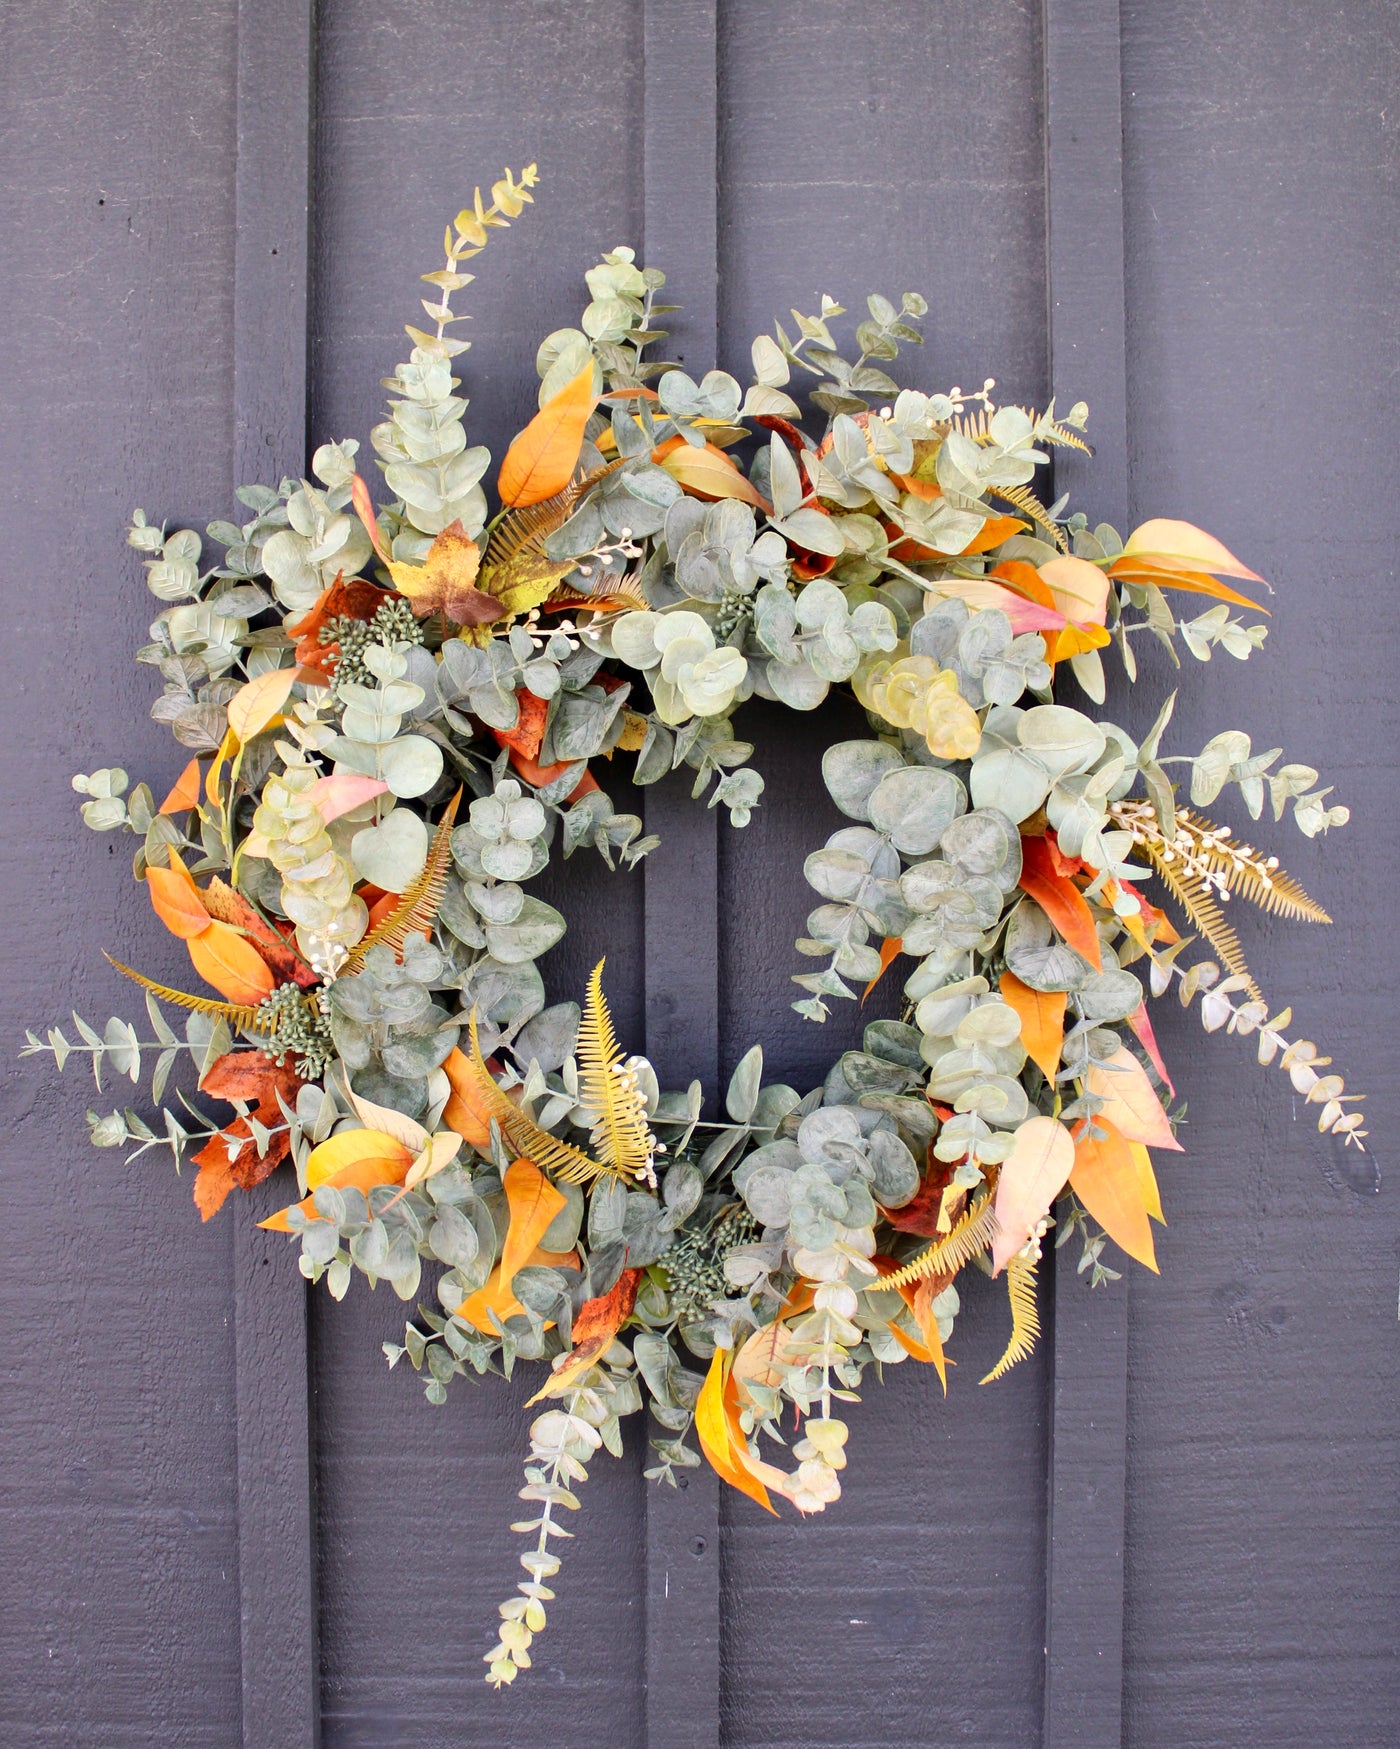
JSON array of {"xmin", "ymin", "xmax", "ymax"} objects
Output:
[
  {"xmin": 863, "ymin": 935, "xmax": 903, "ymax": 1002},
  {"xmin": 159, "ymin": 758, "xmax": 202, "ymax": 816},
  {"xmin": 499, "ymin": 1158, "xmax": 567, "ymax": 1284},
  {"xmin": 440, "ymin": 1045, "xmax": 493, "ymax": 1148},
  {"xmin": 146, "ymin": 859, "xmax": 212, "ymax": 940},
  {"xmin": 1107, "ymin": 555, "xmax": 1267, "ymax": 614},
  {"xmin": 498, "ymin": 360, "xmax": 597, "ymax": 507},
  {"xmin": 999, "ymin": 971, "xmax": 1066, "ymax": 1082},
  {"xmin": 187, "ymin": 918, "xmax": 277, "ymax": 1005},
  {"xmin": 1018, "ymin": 835, "xmax": 1102, "ymax": 968},
  {"xmin": 696, "ymin": 1349, "xmax": 778, "ymax": 1514},
  {"xmin": 1070, "ymin": 1117, "xmax": 1158, "ymax": 1271},
  {"xmin": 1085, "ymin": 1046, "xmax": 1181, "ymax": 1151}
]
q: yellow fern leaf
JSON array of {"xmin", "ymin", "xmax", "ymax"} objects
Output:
[
  {"xmin": 980, "ymin": 1253, "xmax": 1041, "ymax": 1383},
  {"xmin": 103, "ymin": 954, "xmax": 272, "ymax": 1033},
  {"xmin": 880, "ymin": 1196, "xmax": 999, "ymax": 1291},
  {"xmin": 1140, "ymin": 837, "xmax": 1262, "ymax": 1000},
  {"xmin": 1174, "ymin": 808, "xmax": 1331, "ymax": 923},
  {"xmin": 463, "ymin": 1011, "xmax": 617, "ymax": 1186},
  {"xmin": 576, "ymin": 957, "xmax": 656, "ymax": 1181},
  {"xmin": 987, "ymin": 481, "xmax": 1068, "ymax": 551},
  {"xmin": 341, "ymin": 789, "xmax": 462, "ymax": 975}
]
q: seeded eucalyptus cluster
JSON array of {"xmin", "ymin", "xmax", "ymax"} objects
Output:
[{"xmin": 27, "ymin": 165, "xmax": 1366, "ymax": 1686}]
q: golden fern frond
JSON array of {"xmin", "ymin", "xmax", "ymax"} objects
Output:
[
  {"xmin": 103, "ymin": 955, "xmax": 272, "ymax": 1033},
  {"xmin": 980, "ymin": 1253, "xmax": 1041, "ymax": 1384},
  {"xmin": 482, "ymin": 465, "xmax": 614, "ymax": 571},
  {"xmin": 576, "ymin": 957, "xmax": 656, "ymax": 1180},
  {"xmin": 463, "ymin": 1012, "xmax": 616, "ymax": 1186},
  {"xmin": 1173, "ymin": 808, "xmax": 1332, "ymax": 923},
  {"xmin": 880, "ymin": 1196, "xmax": 999, "ymax": 1291},
  {"xmin": 1138, "ymin": 836, "xmax": 1262, "ymax": 1000},
  {"xmin": 341, "ymin": 789, "xmax": 461, "ymax": 976},
  {"xmin": 986, "ymin": 481, "xmax": 1068, "ymax": 550}
]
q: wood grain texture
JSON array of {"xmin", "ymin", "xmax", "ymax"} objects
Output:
[
  {"xmin": 231, "ymin": 1, "xmax": 320, "ymax": 1742},
  {"xmin": 640, "ymin": 6, "xmax": 724, "ymax": 1742},
  {"xmin": 0, "ymin": 2, "xmax": 245, "ymax": 1743},
  {"xmin": 714, "ymin": 5, "xmax": 1052, "ymax": 1743},
  {"xmin": 1117, "ymin": 3, "xmax": 1400, "ymax": 1743},
  {"xmin": 1041, "ymin": 3, "xmax": 1131, "ymax": 1742}
]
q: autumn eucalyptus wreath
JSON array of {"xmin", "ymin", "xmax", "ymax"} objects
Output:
[{"xmin": 27, "ymin": 165, "xmax": 1367, "ymax": 1684}]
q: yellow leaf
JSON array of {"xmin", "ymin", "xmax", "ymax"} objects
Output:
[
  {"xmin": 306, "ymin": 1128, "xmax": 414, "ymax": 1191},
  {"xmin": 1070, "ymin": 1118, "xmax": 1158, "ymax": 1271},
  {"xmin": 1121, "ymin": 517, "xmax": 1264, "ymax": 582},
  {"xmin": 999, "ymin": 971, "xmax": 1065, "ymax": 1081},
  {"xmin": 403, "ymin": 1131, "xmax": 464, "ymax": 1190},
  {"xmin": 576, "ymin": 958, "xmax": 656, "ymax": 1179},
  {"xmin": 345, "ymin": 1088, "xmax": 430, "ymax": 1154},
  {"xmin": 1130, "ymin": 1141, "xmax": 1165, "ymax": 1223},
  {"xmin": 991, "ymin": 1115, "xmax": 1075, "ymax": 1274},
  {"xmin": 497, "ymin": 360, "xmax": 597, "ymax": 507},
  {"xmin": 1085, "ymin": 1047, "xmax": 1182, "ymax": 1151},
  {"xmin": 474, "ymin": 549, "xmax": 574, "ymax": 621},
  {"xmin": 658, "ymin": 441, "xmax": 769, "ymax": 508},
  {"xmin": 258, "ymin": 1151, "xmax": 411, "ymax": 1233},
  {"xmin": 227, "ymin": 667, "xmax": 298, "ymax": 743},
  {"xmin": 206, "ymin": 725, "xmax": 238, "ymax": 810}
]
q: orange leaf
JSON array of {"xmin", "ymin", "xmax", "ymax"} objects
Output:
[
  {"xmin": 454, "ymin": 1243, "xmax": 581, "ymax": 1334},
  {"xmin": 500, "ymin": 743, "xmax": 600, "ymax": 802},
  {"xmin": 991, "ymin": 1115, "xmax": 1075, "ymax": 1274},
  {"xmin": 999, "ymin": 971, "xmax": 1066, "ymax": 1082},
  {"xmin": 1018, "ymin": 835, "xmax": 1102, "ymax": 968},
  {"xmin": 195, "ymin": 1050, "xmax": 302, "ymax": 1219},
  {"xmin": 492, "ymin": 690, "xmax": 548, "ymax": 762},
  {"xmin": 350, "ymin": 472, "xmax": 390, "ymax": 562},
  {"xmin": 959, "ymin": 513, "xmax": 1026, "ymax": 556},
  {"xmin": 1130, "ymin": 1141, "xmax": 1165, "ymax": 1224},
  {"xmin": 1107, "ymin": 555, "xmax": 1267, "ymax": 614},
  {"xmin": 862, "ymin": 935, "xmax": 903, "ymax": 1002},
  {"xmin": 187, "ymin": 918, "xmax": 277, "ymax": 1005},
  {"xmin": 498, "ymin": 1159, "xmax": 567, "ymax": 1283},
  {"xmin": 159, "ymin": 758, "xmax": 202, "ymax": 816},
  {"xmin": 145, "ymin": 858, "xmax": 212, "ymax": 940},
  {"xmin": 657, "ymin": 440, "xmax": 769, "ymax": 509},
  {"xmin": 1085, "ymin": 1047, "xmax": 1181, "ymax": 1151},
  {"xmin": 1038, "ymin": 553, "xmax": 1111, "ymax": 626},
  {"xmin": 525, "ymin": 1268, "xmax": 642, "ymax": 1404},
  {"xmin": 259, "ymin": 1153, "xmax": 412, "ymax": 1233},
  {"xmin": 1120, "ymin": 517, "xmax": 1264, "ymax": 582},
  {"xmin": 696, "ymin": 1349, "xmax": 778, "ymax": 1514},
  {"xmin": 497, "ymin": 360, "xmax": 598, "ymax": 507},
  {"xmin": 1070, "ymin": 1118, "xmax": 1158, "ymax": 1271},
  {"xmin": 440, "ymin": 1045, "xmax": 493, "ymax": 1148}
]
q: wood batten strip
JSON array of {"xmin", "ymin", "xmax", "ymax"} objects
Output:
[
  {"xmin": 1042, "ymin": 2, "xmax": 1132, "ymax": 1744},
  {"xmin": 232, "ymin": 0, "xmax": 320, "ymax": 1741},
  {"xmin": 641, "ymin": 2, "xmax": 723, "ymax": 1744}
]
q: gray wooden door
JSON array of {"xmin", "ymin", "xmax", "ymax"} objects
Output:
[{"xmin": 3, "ymin": 2, "xmax": 1397, "ymax": 1745}]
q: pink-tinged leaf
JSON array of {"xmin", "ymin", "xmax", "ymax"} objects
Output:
[
  {"xmin": 927, "ymin": 578, "xmax": 1067, "ymax": 635},
  {"xmin": 991, "ymin": 1115, "xmax": 1075, "ymax": 1274},
  {"xmin": 1085, "ymin": 1046, "xmax": 1182, "ymax": 1150},
  {"xmin": 1125, "ymin": 1000, "xmax": 1175, "ymax": 1098},
  {"xmin": 1120, "ymin": 518, "xmax": 1265, "ymax": 583},
  {"xmin": 1037, "ymin": 553, "xmax": 1111, "ymax": 626},
  {"xmin": 305, "ymin": 773, "xmax": 390, "ymax": 824}
]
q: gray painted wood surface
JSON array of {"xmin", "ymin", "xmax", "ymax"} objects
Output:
[{"xmin": 2, "ymin": 1, "xmax": 1397, "ymax": 1745}]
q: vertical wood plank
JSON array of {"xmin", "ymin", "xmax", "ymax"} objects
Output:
[
  {"xmin": 1042, "ymin": 2, "xmax": 1130, "ymax": 1744},
  {"xmin": 233, "ymin": 0, "xmax": 320, "ymax": 1742},
  {"xmin": 641, "ymin": 2, "xmax": 722, "ymax": 1743}
]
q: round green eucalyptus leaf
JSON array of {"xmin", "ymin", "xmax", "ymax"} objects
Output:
[
  {"xmin": 821, "ymin": 739, "xmax": 906, "ymax": 821},
  {"xmin": 351, "ymin": 808, "xmax": 429, "ymax": 891},
  {"xmin": 1004, "ymin": 900, "xmax": 1094, "ymax": 993},
  {"xmin": 939, "ymin": 807, "xmax": 1022, "ymax": 888},
  {"xmin": 866, "ymin": 1129, "xmax": 919, "ymax": 1206},
  {"xmin": 766, "ymin": 658, "xmax": 829, "ymax": 711},
  {"xmin": 378, "ymin": 734, "xmax": 444, "ymax": 799},
  {"xmin": 1017, "ymin": 705, "xmax": 1107, "ymax": 778},
  {"xmin": 867, "ymin": 765, "xmax": 966, "ymax": 855},
  {"xmin": 483, "ymin": 896, "xmax": 567, "ymax": 965},
  {"xmin": 968, "ymin": 745, "xmax": 1052, "ymax": 822}
]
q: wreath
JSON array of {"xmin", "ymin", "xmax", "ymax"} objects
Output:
[{"xmin": 27, "ymin": 164, "xmax": 1367, "ymax": 1686}]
